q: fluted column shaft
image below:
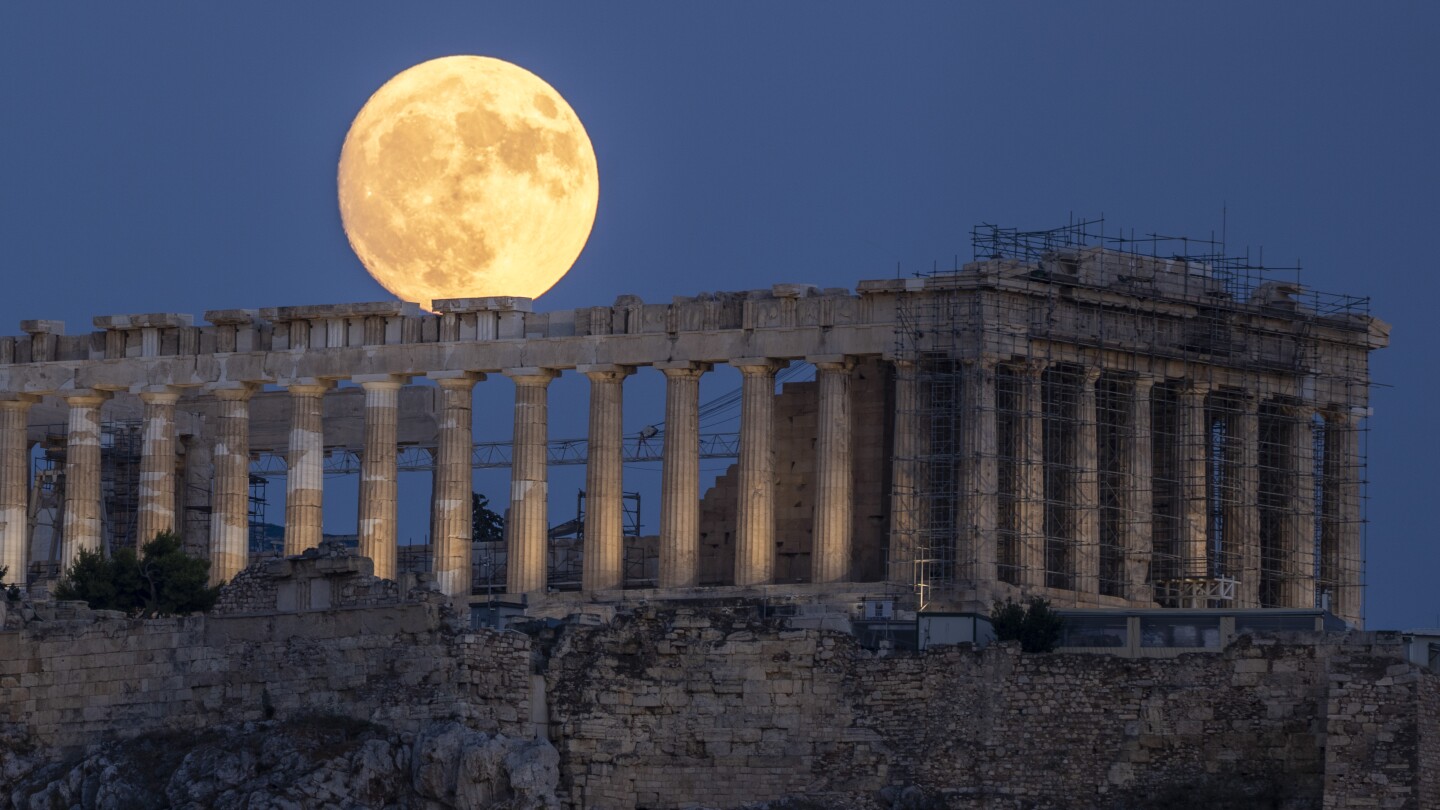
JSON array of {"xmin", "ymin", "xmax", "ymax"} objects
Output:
[
  {"xmin": 1284, "ymin": 403, "xmax": 1317, "ymax": 607},
  {"xmin": 734, "ymin": 359, "xmax": 785, "ymax": 587},
  {"xmin": 659, "ymin": 363, "xmax": 708, "ymax": 588},
  {"xmin": 0, "ymin": 397, "xmax": 36, "ymax": 583},
  {"xmin": 960, "ymin": 358, "xmax": 998, "ymax": 587},
  {"xmin": 582, "ymin": 366, "xmax": 631, "ymax": 592},
  {"xmin": 137, "ymin": 389, "xmax": 180, "ymax": 546},
  {"xmin": 62, "ymin": 392, "xmax": 108, "ymax": 570},
  {"xmin": 1323, "ymin": 409, "xmax": 1362, "ymax": 624},
  {"xmin": 1225, "ymin": 395, "xmax": 1261, "ymax": 607},
  {"xmin": 283, "ymin": 382, "xmax": 330, "ymax": 556},
  {"xmin": 209, "ymin": 385, "xmax": 254, "ymax": 584},
  {"xmin": 1071, "ymin": 368, "xmax": 1101, "ymax": 594},
  {"xmin": 1016, "ymin": 361, "xmax": 1047, "ymax": 590},
  {"xmin": 358, "ymin": 378, "xmax": 403, "ymax": 580},
  {"xmin": 1120, "ymin": 377, "xmax": 1155, "ymax": 602},
  {"xmin": 432, "ymin": 374, "xmax": 480, "ymax": 599},
  {"xmin": 507, "ymin": 369, "xmax": 556, "ymax": 595},
  {"xmin": 1179, "ymin": 381, "xmax": 1211, "ymax": 579},
  {"xmin": 887, "ymin": 359, "xmax": 919, "ymax": 587},
  {"xmin": 811, "ymin": 358, "xmax": 853, "ymax": 584}
]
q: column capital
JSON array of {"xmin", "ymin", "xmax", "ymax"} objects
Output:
[
  {"xmin": 1132, "ymin": 374, "xmax": 1159, "ymax": 395},
  {"xmin": 657, "ymin": 361, "xmax": 712, "ymax": 379},
  {"xmin": 207, "ymin": 382, "xmax": 259, "ymax": 401},
  {"xmin": 807, "ymin": 354, "xmax": 856, "ymax": 372},
  {"xmin": 732, "ymin": 357, "xmax": 788, "ymax": 376},
  {"xmin": 1321, "ymin": 404, "xmax": 1366, "ymax": 424},
  {"xmin": 1275, "ymin": 399, "xmax": 1318, "ymax": 420},
  {"xmin": 504, "ymin": 367, "xmax": 559, "ymax": 387},
  {"xmin": 577, "ymin": 364, "xmax": 636, "ymax": 382},
  {"xmin": 0, "ymin": 393, "xmax": 41, "ymax": 410},
  {"xmin": 354, "ymin": 373, "xmax": 411, "ymax": 391},
  {"xmin": 1177, "ymin": 377, "xmax": 1212, "ymax": 396},
  {"xmin": 61, "ymin": 389, "xmax": 110, "ymax": 406},
  {"xmin": 429, "ymin": 370, "xmax": 486, "ymax": 388},
  {"xmin": 1079, "ymin": 366, "xmax": 1103, "ymax": 385},
  {"xmin": 958, "ymin": 356, "xmax": 998, "ymax": 370},
  {"xmin": 280, "ymin": 378, "xmax": 336, "ymax": 396},
  {"xmin": 138, "ymin": 388, "xmax": 182, "ymax": 406},
  {"xmin": 1015, "ymin": 358, "xmax": 1048, "ymax": 379}
]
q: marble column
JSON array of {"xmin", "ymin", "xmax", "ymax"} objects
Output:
[
  {"xmin": 1178, "ymin": 381, "xmax": 1211, "ymax": 579},
  {"xmin": 1120, "ymin": 377, "xmax": 1155, "ymax": 602},
  {"xmin": 1071, "ymin": 368, "xmax": 1101, "ymax": 595},
  {"xmin": 283, "ymin": 381, "xmax": 331, "ymax": 556},
  {"xmin": 734, "ymin": 358, "xmax": 786, "ymax": 587},
  {"xmin": 1015, "ymin": 360, "xmax": 1047, "ymax": 590},
  {"xmin": 1323, "ymin": 407, "xmax": 1361, "ymax": 623},
  {"xmin": 357, "ymin": 376, "xmax": 405, "ymax": 580},
  {"xmin": 1283, "ymin": 402, "xmax": 1317, "ymax": 608},
  {"xmin": 810, "ymin": 356, "xmax": 854, "ymax": 584},
  {"xmin": 209, "ymin": 384, "xmax": 254, "ymax": 585},
  {"xmin": 581, "ymin": 365, "xmax": 632, "ymax": 592},
  {"xmin": 658, "ymin": 362, "xmax": 709, "ymax": 588},
  {"xmin": 959, "ymin": 358, "xmax": 998, "ymax": 587},
  {"xmin": 1227, "ymin": 393, "xmax": 1261, "ymax": 608},
  {"xmin": 61, "ymin": 390, "xmax": 109, "ymax": 570},
  {"xmin": 431, "ymin": 373, "xmax": 481, "ymax": 599},
  {"xmin": 0, "ymin": 396, "xmax": 37, "ymax": 584},
  {"xmin": 506, "ymin": 368, "xmax": 556, "ymax": 596},
  {"xmin": 136, "ymin": 388, "xmax": 180, "ymax": 546},
  {"xmin": 886, "ymin": 359, "xmax": 919, "ymax": 588}
]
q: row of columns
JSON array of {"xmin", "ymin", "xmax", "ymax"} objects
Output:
[{"xmin": 887, "ymin": 358, "xmax": 1362, "ymax": 614}]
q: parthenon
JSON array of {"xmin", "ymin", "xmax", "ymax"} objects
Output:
[{"xmin": 0, "ymin": 225, "xmax": 1388, "ymax": 626}]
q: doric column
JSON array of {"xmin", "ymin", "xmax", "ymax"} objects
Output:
[
  {"xmin": 1227, "ymin": 393, "xmax": 1261, "ymax": 608},
  {"xmin": 734, "ymin": 358, "xmax": 786, "ymax": 587},
  {"xmin": 1322, "ymin": 407, "xmax": 1361, "ymax": 623},
  {"xmin": 887, "ymin": 358, "xmax": 919, "ymax": 588},
  {"xmin": 581, "ymin": 364, "xmax": 632, "ymax": 592},
  {"xmin": 0, "ymin": 396, "xmax": 38, "ymax": 584},
  {"xmin": 1282, "ymin": 402, "xmax": 1317, "ymax": 608},
  {"xmin": 658, "ymin": 362, "xmax": 709, "ymax": 588},
  {"xmin": 209, "ymin": 384, "xmax": 255, "ymax": 585},
  {"xmin": 1178, "ymin": 380, "xmax": 1211, "ymax": 579},
  {"xmin": 1120, "ymin": 377, "xmax": 1155, "ymax": 602},
  {"xmin": 61, "ymin": 390, "xmax": 109, "ymax": 570},
  {"xmin": 357, "ymin": 375, "xmax": 406, "ymax": 580},
  {"xmin": 136, "ymin": 388, "xmax": 181, "ymax": 546},
  {"xmin": 1015, "ymin": 360, "xmax": 1047, "ymax": 590},
  {"xmin": 431, "ymin": 372, "xmax": 481, "ymax": 599},
  {"xmin": 1071, "ymin": 368, "xmax": 1102, "ymax": 595},
  {"xmin": 960, "ymin": 358, "xmax": 998, "ymax": 587},
  {"xmin": 283, "ymin": 380, "xmax": 331, "ymax": 556},
  {"xmin": 811, "ymin": 356, "xmax": 854, "ymax": 584},
  {"xmin": 506, "ymin": 368, "xmax": 557, "ymax": 595}
]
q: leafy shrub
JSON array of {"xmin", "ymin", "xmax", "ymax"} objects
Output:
[
  {"xmin": 990, "ymin": 597, "xmax": 1065, "ymax": 653},
  {"xmin": 54, "ymin": 531, "xmax": 220, "ymax": 617}
]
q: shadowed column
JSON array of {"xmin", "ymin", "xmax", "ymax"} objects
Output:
[
  {"xmin": 1179, "ymin": 380, "xmax": 1211, "ymax": 580},
  {"xmin": 0, "ymin": 396, "xmax": 37, "ymax": 583},
  {"xmin": 1016, "ymin": 360, "xmax": 1048, "ymax": 590},
  {"xmin": 1121, "ymin": 377, "xmax": 1156, "ymax": 603},
  {"xmin": 1283, "ymin": 402, "xmax": 1317, "ymax": 608},
  {"xmin": 1070, "ymin": 368, "xmax": 1102, "ymax": 595},
  {"xmin": 810, "ymin": 356, "xmax": 854, "ymax": 584},
  {"xmin": 658, "ymin": 362, "xmax": 709, "ymax": 588},
  {"xmin": 581, "ymin": 364, "xmax": 632, "ymax": 592},
  {"xmin": 734, "ymin": 358, "xmax": 786, "ymax": 587},
  {"xmin": 62, "ymin": 390, "xmax": 109, "ymax": 570},
  {"xmin": 431, "ymin": 373, "xmax": 481, "ymax": 599},
  {"xmin": 506, "ymin": 368, "xmax": 557, "ymax": 596},
  {"xmin": 357, "ymin": 375, "xmax": 406, "ymax": 580},
  {"xmin": 960, "ymin": 358, "xmax": 998, "ymax": 588},
  {"xmin": 137, "ymin": 388, "xmax": 180, "ymax": 546},
  {"xmin": 1227, "ymin": 392, "xmax": 1261, "ymax": 608},
  {"xmin": 209, "ymin": 384, "xmax": 255, "ymax": 584},
  {"xmin": 886, "ymin": 358, "xmax": 918, "ymax": 588},
  {"xmin": 1323, "ymin": 407, "xmax": 1362, "ymax": 624},
  {"xmin": 283, "ymin": 380, "xmax": 331, "ymax": 556}
]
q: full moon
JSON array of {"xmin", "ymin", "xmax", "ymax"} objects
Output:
[{"xmin": 338, "ymin": 56, "xmax": 599, "ymax": 307}]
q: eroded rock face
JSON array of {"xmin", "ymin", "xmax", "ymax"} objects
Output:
[{"xmin": 2, "ymin": 718, "xmax": 558, "ymax": 810}]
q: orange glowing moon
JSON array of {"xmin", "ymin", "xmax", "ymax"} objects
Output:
[{"xmin": 338, "ymin": 56, "xmax": 599, "ymax": 308}]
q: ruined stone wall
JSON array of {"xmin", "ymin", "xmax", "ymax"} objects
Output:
[
  {"xmin": 542, "ymin": 608, "xmax": 1425, "ymax": 810},
  {"xmin": 1419, "ymin": 673, "xmax": 1440, "ymax": 809},
  {"xmin": 1320, "ymin": 646, "xmax": 1427, "ymax": 807},
  {"xmin": 0, "ymin": 601, "xmax": 532, "ymax": 752}
]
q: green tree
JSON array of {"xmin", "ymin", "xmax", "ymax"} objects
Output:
[
  {"xmin": 0, "ymin": 564, "xmax": 20, "ymax": 601},
  {"xmin": 472, "ymin": 492, "xmax": 505, "ymax": 543},
  {"xmin": 990, "ymin": 597, "xmax": 1065, "ymax": 653},
  {"xmin": 54, "ymin": 531, "xmax": 221, "ymax": 617}
]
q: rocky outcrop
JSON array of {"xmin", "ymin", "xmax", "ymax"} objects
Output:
[{"xmin": 3, "ymin": 718, "xmax": 557, "ymax": 810}]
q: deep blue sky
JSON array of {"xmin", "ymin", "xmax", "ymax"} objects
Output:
[{"xmin": 2, "ymin": 3, "xmax": 1435, "ymax": 628}]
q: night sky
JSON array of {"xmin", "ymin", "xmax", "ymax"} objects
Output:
[{"xmin": 1, "ymin": 3, "xmax": 1435, "ymax": 629}]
